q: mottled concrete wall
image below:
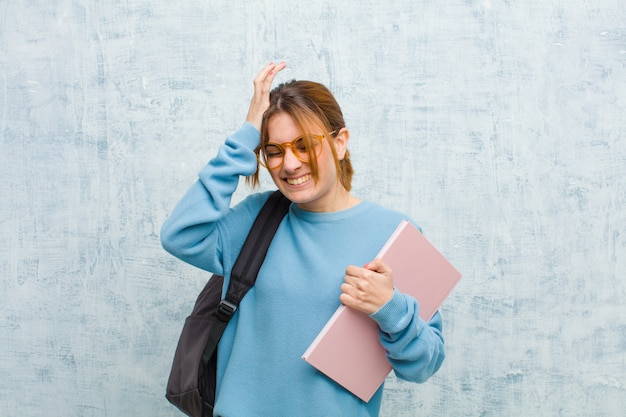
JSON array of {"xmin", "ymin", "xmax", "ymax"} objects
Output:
[{"xmin": 1, "ymin": 1, "xmax": 624, "ymax": 416}]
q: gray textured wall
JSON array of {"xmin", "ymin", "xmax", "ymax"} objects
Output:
[{"xmin": 1, "ymin": 1, "xmax": 625, "ymax": 416}]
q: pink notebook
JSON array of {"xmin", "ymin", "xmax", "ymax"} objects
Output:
[{"xmin": 301, "ymin": 220, "xmax": 461, "ymax": 402}]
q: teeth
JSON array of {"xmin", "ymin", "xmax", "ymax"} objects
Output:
[{"xmin": 287, "ymin": 175, "xmax": 311, "ymax": 185}]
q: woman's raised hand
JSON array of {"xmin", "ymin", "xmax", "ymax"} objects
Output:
[{"xmin": 245, "ymin": 62, "xmax": 286, "ymax": 131}]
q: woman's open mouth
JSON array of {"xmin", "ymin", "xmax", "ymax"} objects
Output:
[{"xmin": 285, "ymin": 174, "xmax": 312, "ymax": 186}]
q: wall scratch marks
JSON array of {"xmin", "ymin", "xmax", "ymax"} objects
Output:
[{"xmin": 1, "ymin": 1, "xmax": 625, "ymax": 416}]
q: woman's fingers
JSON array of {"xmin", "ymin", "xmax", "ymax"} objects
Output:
[
  {"xmin": 254, "ymin": 62, "xmax": 286, "ymax": 88},
  {"xmin": 246, "ymin": 62, "xmax": 286, "ymax": 130},
  {"xmin": 340, "ymin": 261, "xmax": 394, "ymax": 314}
]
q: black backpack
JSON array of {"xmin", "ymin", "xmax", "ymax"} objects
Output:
[{"xmin": 165, "ymin": 191, "xmax": 291, "ymax": 417}]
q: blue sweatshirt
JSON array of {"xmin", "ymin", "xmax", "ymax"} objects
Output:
[{"xmin": 161, "ymin": 123, "xmax": 445, "ymax": 417}]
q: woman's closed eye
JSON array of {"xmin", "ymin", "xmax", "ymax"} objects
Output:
[
  {"xmin": 264, "ymin": 145, "xmax": 284, "ymax": 158},
  {"xmin": 294, "ymin": 137, "xmax": 309, "ymax": 153}
]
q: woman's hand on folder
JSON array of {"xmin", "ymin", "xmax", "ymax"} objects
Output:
[{"xmin": 340, "ymin": 258, "xmax": 394, "ymax": 315}]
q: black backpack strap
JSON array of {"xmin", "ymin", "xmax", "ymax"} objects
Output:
[
  {"xmin": 220, "ymin": 190, "xmax": 291, "ymax": 317},
  {"xmin": 201, "ymin": 190, "xmax": 290, "ymax": 363}
]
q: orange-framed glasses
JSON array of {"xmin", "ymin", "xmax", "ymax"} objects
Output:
[{"xmin": 258, "ymin": 132, "xmax": 335, "ymax": 170}]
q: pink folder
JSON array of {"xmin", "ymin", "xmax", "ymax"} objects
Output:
[{"xmin": 301, "ymin": 220, "xmax": 462, "ymax": 402}]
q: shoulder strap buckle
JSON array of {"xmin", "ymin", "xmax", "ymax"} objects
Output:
[{"xmin": 216, "ymin": 300, "xmax": 237, "ymax": 322}]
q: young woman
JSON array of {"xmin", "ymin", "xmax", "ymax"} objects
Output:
[{"xmin": 161, "ymin": 62, "xmax": 445, "ymax": 417}]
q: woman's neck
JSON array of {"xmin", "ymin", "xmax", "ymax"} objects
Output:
[{"xmin": 296, "ymin": 186, "xmax": 361, "ymax": 213}]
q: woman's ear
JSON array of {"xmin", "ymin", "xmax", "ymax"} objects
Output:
[{"xmin": 332, "ymin": 128, "xmax": 350, "ymax": 160}]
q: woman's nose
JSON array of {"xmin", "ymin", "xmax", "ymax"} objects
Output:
[{"xmin": 282, "ymin": 147, "xmax": 302, "ymax": 170}]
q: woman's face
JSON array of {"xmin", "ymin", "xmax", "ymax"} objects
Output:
[{"xmin": 266, "ymin": 112, "xmax": 349, "ymax": 212}]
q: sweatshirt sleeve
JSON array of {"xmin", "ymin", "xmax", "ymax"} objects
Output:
[
  {"xmin": 369, "ymin": 289, "xmax": 445, "ymax": 383},
  {"xmin": 160, "ymin": 122, "xmax": 263, "ymax": 274}
]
